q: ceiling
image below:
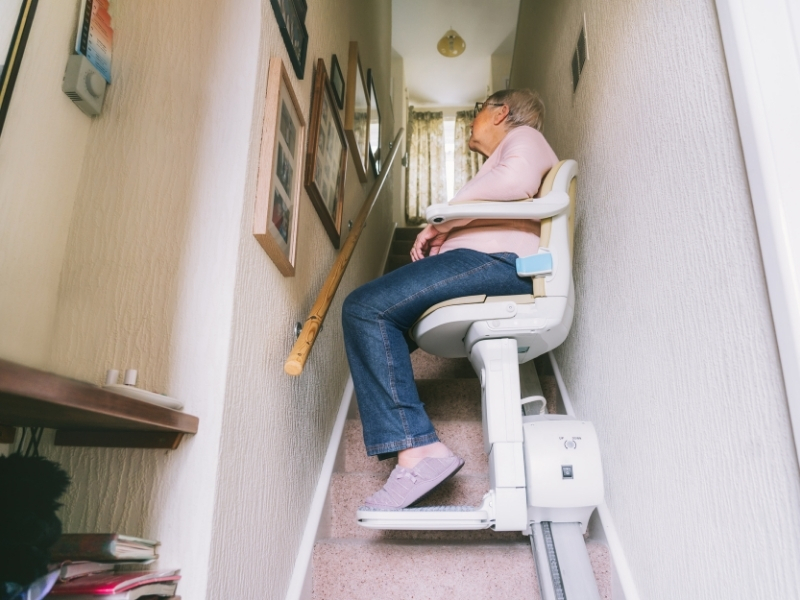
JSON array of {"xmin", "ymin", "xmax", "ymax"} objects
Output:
[{"xmin": 392, "ymin": 0, "xmax": 520, "ymax": 107}]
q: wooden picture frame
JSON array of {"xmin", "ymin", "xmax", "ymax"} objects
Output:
[
  {"xmin": 367, "ymin": 69, "xmax": 381, "ymax": 176},
  {"xmin": 253, "ymin": 57, "xmax": 306, "ymax": 276},
  {"xmin": 305, "ymin": 59, "xmax": 348, "ymax": 249},
  {"xmin": 0, "ymin": 0, "xmax": 39, "ymax": 137},
  {"xmin": 269, "ymin": 0, "xmax": 308, "ymax": 79},
  {"xmin": 330, "ymin": 54, "xmax": 345, "ymax": 110},
  {"xmin": 343, "ymin": 42, "xmax": 370, "ymax": 183}
]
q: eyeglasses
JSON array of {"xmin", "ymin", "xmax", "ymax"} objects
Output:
[{"xmin": 474, "ymin": 101, "xmax": 505, "ymax": 114}]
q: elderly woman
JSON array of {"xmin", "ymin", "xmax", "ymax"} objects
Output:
[{"xmin": 342, "ymin": 89, "xmax": 558, "ymax": 510}]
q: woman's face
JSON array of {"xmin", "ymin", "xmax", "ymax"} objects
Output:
[{"xmin": 469, "ymin": 103, "xmax": 507, "ymax": 155}]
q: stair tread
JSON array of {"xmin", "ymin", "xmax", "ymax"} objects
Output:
[
  {"xmin": 411, "ymin": 350, "xmax": 477, "ymax": 379},
  {"xmin": 313, "ymin": 539, "xmax": 539, "ymax": 600}
]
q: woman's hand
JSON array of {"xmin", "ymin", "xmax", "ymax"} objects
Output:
[{"xmin": 411, "ymin": 225, "xmax": 448, "ymax": 261}]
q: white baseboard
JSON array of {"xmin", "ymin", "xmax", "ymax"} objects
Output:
[
  {"xmin": 284, "ymin": 223, "xmax": 396, "ymax": 600},
  {"xmin": 548, "ymin": 353, "xmax": 641, "ymax": 600},
  {"xmin": 284, "ymin": 377, "xmax": 354, "ymax": 600}
]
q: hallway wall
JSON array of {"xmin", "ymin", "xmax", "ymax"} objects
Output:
[
  {"xmin": 206, "ymin": 2, "xmax": 394, "ymax": 599},
  {"xmin": 0, "ymin": 0, "xmax": 92, "ymax": 367},
  {"xmin": 511, "ymin": 0, "xmax": 800, "ymax": 598},
  {"xmin": 0, "ymin": 2, "xmax": 394, "ymax": 600}
]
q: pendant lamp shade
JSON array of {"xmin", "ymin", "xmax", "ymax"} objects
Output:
[{"xmin": 437, "ymin": 29, "xmax": 466, "ymax": 57}]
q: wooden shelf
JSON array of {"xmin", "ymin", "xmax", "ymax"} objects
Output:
[{"xmin": 0, "ymin": 359, "xmax": 198, "ymax": 449}]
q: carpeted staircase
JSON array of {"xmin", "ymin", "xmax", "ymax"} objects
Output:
[{"xmin": 311, "ymin": 227, "xmax": 612, "ymax": 599}]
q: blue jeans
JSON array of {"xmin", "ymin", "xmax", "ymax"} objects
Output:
[{"xmin": 342, "ymin": 249, "xmax": 531, "ymax": 458}]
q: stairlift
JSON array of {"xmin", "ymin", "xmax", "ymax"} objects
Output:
[{"xmin": 357, "ymin": 160, "xmax": 605, "ymax": 599}]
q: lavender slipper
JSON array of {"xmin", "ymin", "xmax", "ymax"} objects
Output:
[{"xmin": 363, "ymin": 455, "xmax": 465, "ymax": 510}]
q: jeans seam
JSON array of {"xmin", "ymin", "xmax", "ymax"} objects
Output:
[
  {"xmin": 379, "ymin": 257, "xmax": 498, "ymax": 321},
  {"xmin": 378, "ymin": 315, "xmax": 412, "ymax": 439}
]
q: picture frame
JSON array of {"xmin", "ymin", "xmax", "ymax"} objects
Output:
[
  {"xmin": 269, "ymin": 0, "xmax": 308, "ymax": 79},
  {"xmin": 330, "ymin": 54, "xmax": 345, "ymax": 111},
  {"xmin": 367, "ymin": 69, "xmax": 381, "ymax": 176},
  {"xmin": 343, "ymin": 41, "xmax": 370, "ymax": 183},
  {"xmin": 253, "ymin": 57, "xmax": 306, "ymax": 276},
  {"xmin": 305, "ymin": 59, "xmax": 348, "ymax": 249},
  {"xmin": 0, "ymin": 0, "xmax": 39, "ymax": 137}
]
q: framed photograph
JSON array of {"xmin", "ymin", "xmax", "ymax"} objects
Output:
[
  {"xmin": 269, "ymin": 0, "xmax": 308, "ymax": 79},
  {"xmin": 305, "ymin": 59, "xmax": 348, "ymax": 249},
  {"xmin": 253, "ymin": 57, "xmax": 306, "ymax": 276},
  {"xmin": 367, "ymin": 69, "xmax": 381, "ymax": 176},
  {"xmin": 343, "ymin": 41, "xmax": 370, "ymax": 183},
  {"xmin": 330, "ymin": 54, "xmax": 344, "ymax": 110},
  {"xmin": 0, "ymin": 0, "xmax": 39, "ymax": 137}
]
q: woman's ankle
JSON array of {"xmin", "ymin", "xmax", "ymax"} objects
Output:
[{"xmin": 397, "ymin": 442, "xmax": 454, "ymax": 468}]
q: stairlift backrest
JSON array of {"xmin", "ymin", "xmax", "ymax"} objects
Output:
[{"xmin": 411, "ymin": 160, "xmax": 578, "ymax": 361}]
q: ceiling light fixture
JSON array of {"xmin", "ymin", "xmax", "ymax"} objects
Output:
[{"xmin": 437, "ymin": 28, "xmax": 466, "ymax": 58}]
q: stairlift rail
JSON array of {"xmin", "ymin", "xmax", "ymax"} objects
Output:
[{"xmin": 284, "ymin": 128, "xmax": 405, "ymax": 376}]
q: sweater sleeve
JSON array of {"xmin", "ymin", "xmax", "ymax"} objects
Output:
[{"xmin": 434, "ymin": 127, "xmax": 556, "ymax": 233}]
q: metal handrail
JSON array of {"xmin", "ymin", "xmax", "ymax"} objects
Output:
[{"xmin": 284, "ymin": 128, "xmax": 405, "ymax": 376}]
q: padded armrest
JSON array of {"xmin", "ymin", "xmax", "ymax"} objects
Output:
[{"xmin": 426, "ymin": 190, "xmax": 570, "ymax": 225}]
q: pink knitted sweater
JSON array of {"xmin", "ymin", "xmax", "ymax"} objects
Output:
[{"xmin": 435, "ymin": 126, "xmax": 558, "ymax": 258}]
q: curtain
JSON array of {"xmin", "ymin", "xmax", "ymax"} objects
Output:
[
  {"xmin": 405, "ymin": 107, "xmax": 446, "ymax": 224},
  {"xmin": 454, "ymin": 110, "xmax": 484, "ymax": 191}
]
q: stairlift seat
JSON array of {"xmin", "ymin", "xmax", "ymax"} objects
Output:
[{"xmin": 410, "ymin": 159, "xmax": 578, "ymax": 362}]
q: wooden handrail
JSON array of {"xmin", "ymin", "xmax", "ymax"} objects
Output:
[{"xmin": 285, "ymin": 128, "xmax": 405, "ymax": 376}]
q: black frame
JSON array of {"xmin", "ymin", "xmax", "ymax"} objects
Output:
[
  {"xmin": 0, "ymin": 0, "xmax": 38, "ymax": 137},
  {"xmin": 367, "ymin": 69, "xmax": 381, "ymax": 176},
  {"xmin": 269, "ymin": 0, "xmax": 308, "ymax": 79},
  {"xmin": 305, "ymin": 59, "xmax": 348, "ymax": 249},
  {"xmin": 330, "ymin": 54, "xmax": 344, "ymax": 110}
]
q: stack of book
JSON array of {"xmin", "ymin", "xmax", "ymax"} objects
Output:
[{"xmin": 45, "ymin": 534, "xmax": 180, "ymax": 600}]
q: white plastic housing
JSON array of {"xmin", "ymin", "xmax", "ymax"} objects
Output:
[{"xmin": 523, "ymin": 415, "xmax": 603, "ymax": 531}]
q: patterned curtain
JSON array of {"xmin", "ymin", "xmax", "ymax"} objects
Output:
[
  {"xmin": 406, "ymin": 107, "xmax": 446, "ymax": 224},
  {"xmin": 454, "ymin": 110, "xmax": 484, "ymax": 191}
]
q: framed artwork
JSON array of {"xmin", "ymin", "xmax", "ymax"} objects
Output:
[
  {"xmin": 343, "ymin": 41, "xmax": 370, "ymax": 183},
  {"xmin": 305, "ymin": 59, "xmax": 348, "ymax": 249},
  {"xmin": 330, "ymin": 54, "xmax": 344, "ymax": 110},
  {"xmin": 367, "ymin": 69, "xmax": 381, "ymax": 176},
  {"xmin": 0, "ymin": 0, "xmax": 39, "ymax": 137},
  {"xmin": 269, "ymin": 0, "xmax": 308, "ymax": 79},
  {"xmin": 253, "ymin": 57, "xmax": 306, "ymax": 276}
]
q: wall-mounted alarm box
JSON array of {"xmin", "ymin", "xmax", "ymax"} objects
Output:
[{"xmin": 62, "ymin": 54, "xmax": 106, "ymax": 116}]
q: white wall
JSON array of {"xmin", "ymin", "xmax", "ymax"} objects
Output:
[
  {"xmin": 0, "ymin": 0, "xmax": 394, "ymax": 598},
  {"xmin": 0, "ymin": 0, "xmax": 91, "ymax": 368},
  {"xmin": 206, "ymin": 2, "xmax": 394, "ymax": 597},
  {"xmin": 41, "ymin": 0, "xmax": 263, "ymax": 597},
  {"xmin": 511, "ymin": 0, "xmax": 800, "ymax": 598}
]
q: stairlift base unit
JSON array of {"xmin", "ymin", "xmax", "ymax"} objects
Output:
[{"xmin": 523, "ymin": 415, "xmax": 604, "ymax": 534}]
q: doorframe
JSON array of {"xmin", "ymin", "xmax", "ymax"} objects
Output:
[{"xmin": 715, "ymin": 0, "xmax": 800, "ymax": 466}]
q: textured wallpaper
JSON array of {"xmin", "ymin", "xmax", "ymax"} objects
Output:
[
  {"xmin": 0, "ymin": 0, "xmax": 92, "ymax": 367},
  {"xmin": 206, "ymin": 1, "xmax": 394, "ymax": 598},
  {"xmin": 512, "ymin": 0, "xmax": 800, "ymax": 598},
  {"xmin": 14, "ymin": 0, "xmax": 396, "ymax": 599}
]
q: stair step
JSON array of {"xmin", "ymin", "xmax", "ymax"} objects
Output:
[
  {"xmin": 344, "ymin": 420, "xmax": 488, "ymax": 476},
  {"xmin": 390, "ymin": 239, "xmax": 414, "ymax": 255},
  {"xmin": 384, "ymin": 254, "xmax": 412, "ymax": 274},
  {"xmin": 393, "ymin": 226, "xmax": 424, "ymax": 241},
  {"xmin": 351, "ymin": 379, "xmax": 481, "ymax": 422},
  {"xmin": 329, "ymin": 472, "xmax": 525, "ymax": 541},
  {"xmin": 313, "ymin": 538, "xmax": 612, "ymax": 600},
  {"xmin": 411, "ymin": 350, "xmax": 476, "ymax": 379},
  {"xmin": 313, "ymin": 539, "xmax": 539, "ymax": 600}
]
